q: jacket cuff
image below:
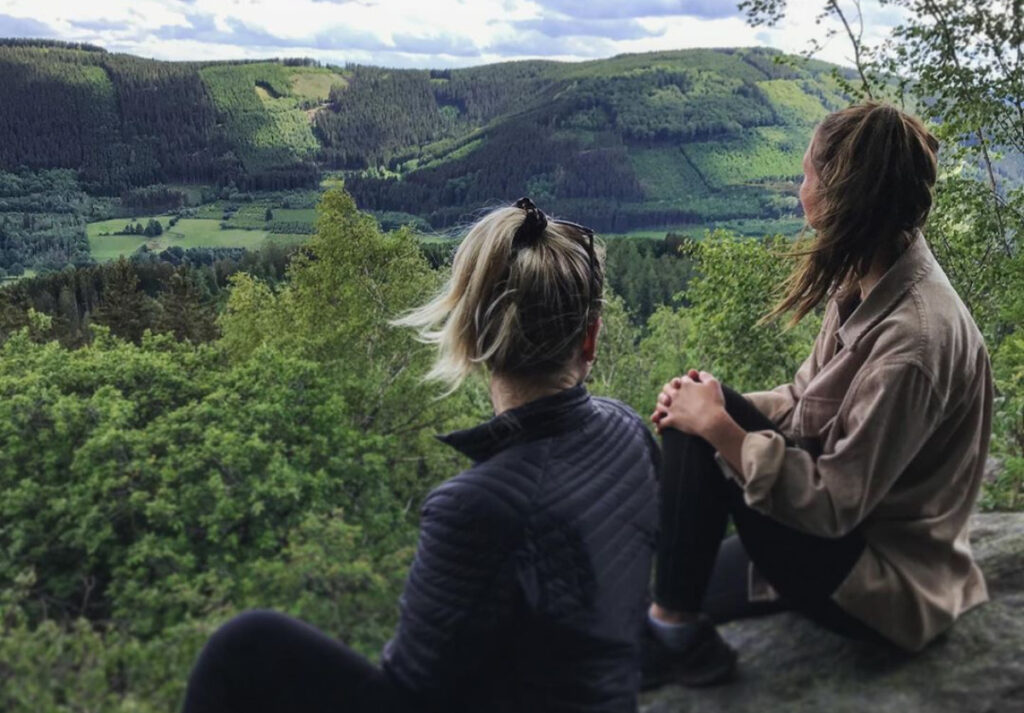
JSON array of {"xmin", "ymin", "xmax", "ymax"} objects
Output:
[
  {"xmin": 743, "ymin": 391, "xmax": 794, "ymax": 425},
  {"xmin": 741, "ymin": 430, "xmax": 787, "ymax": 511},
  {"xmin": 713, "ymin": 430, "xmax": 787, "ymax": 514}
]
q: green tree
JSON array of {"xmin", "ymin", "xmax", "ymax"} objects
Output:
[
  {"xmin": 156, "ymin": 267, "xmax": 218, "ymax": 342},
  {"xmin": 144, "ymin": 218, "xmax": 163, "ymax": 237},
  {"xmin": 220, "ymin": 187, "xmax": 487, "ymax": 506},
  {"xmin": 591, "ymin": 234, "xmax": 818, "ymax": 414},
  {"xmin": 677, "ymin": 232, "xmax": 819, "ymax": 392},
  {"xmin": 92, "ymin": 257, "xmax": 156, "ymax": 343},
  {"xmin": 0, "ymin": 189, "xmax": 483, "ymax": 712}
]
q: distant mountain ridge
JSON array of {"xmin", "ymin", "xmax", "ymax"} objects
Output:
[{"xmin": 0, "ymin": 39, "xmax": 857, "ymax": 231}]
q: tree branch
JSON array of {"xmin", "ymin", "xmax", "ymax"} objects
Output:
[
  {"xmin": 922, "ymin": 0, "xmax": 1011, "ymax": 256},
  {"xmin": 828, "ymin": 0, "xmax": 875, "ymax": 98}
]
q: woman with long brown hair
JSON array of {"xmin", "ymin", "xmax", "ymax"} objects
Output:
[{"xmin": 644, "ymin": 102, "xmax": 992, "ymax": 688}]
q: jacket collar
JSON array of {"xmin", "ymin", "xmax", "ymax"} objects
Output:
[
  {"xmin": 437, "ymin": 384, "xmax": 595, "ymax": 463},
  {"xmin": 836, "ymin": 231, "xmax": 935, "ymax": 350}
]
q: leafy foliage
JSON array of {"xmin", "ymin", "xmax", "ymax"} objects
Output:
[
  {"xmin": 0, "ymin": 169, "xmax": 97, "ymax": 271},
  {"xmin": 591, "ymin": 232, "xmax": 817, "ymax": 415},
  {"xmin": 0, "ymin": 188, "xmax": 490, "ymax": 712},
  {"xmin": 0, "ymin": 246, "xmax": 293, "ymax": 347}
]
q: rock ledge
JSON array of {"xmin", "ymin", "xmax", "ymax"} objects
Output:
[{"xmin": 641, "ymin": 513, "xmax": 1024, "ymax": 713}]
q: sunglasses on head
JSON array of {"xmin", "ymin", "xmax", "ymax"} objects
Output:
[{"xmin": 512, "ymin": 196, "xmax": 599, "ymax": 325}]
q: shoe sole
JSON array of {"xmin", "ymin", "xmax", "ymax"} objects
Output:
[
  {"xmin": 675, "ymin": 648, "xmax": 737, "ymax": 687},
  {"xmin": 640, "ymin": 643, "xmax": 738, "ymax": 691}
]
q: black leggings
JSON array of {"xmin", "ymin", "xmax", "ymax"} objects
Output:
[
  {"xmin": 653, "ymin": 386, "xmax": 879, "ymax": 641},
  {"xmin": 181, "ymin": 610, "xmax": 415, "ymax": 713}
]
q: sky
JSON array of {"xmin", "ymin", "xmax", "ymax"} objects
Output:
[{"xmin": 0, "ymin": 0, "xmax": 906, "ymax": 69}]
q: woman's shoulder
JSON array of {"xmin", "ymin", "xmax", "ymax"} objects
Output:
[
  {"xmin": 422, "ymin": 397, "xmax": 655, "ymax": 524},
  {"xmin": 853, "ymin": 265, "xmax": 988, "ymax": 399},
  {"xmin": 423, "ymin": 453, "xmax": 541, "ymax": 535},
  {"xmin": 590, "ymin": 396, "xmax": 661, "ymax": 468},
  {"xmin": 591, "ymin": 395, "xmax": 650, "ymax": 432}
]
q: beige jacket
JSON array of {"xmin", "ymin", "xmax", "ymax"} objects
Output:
[{"xmin": 737, "ymin": 233, "xmax": 991, "ymax": 651}]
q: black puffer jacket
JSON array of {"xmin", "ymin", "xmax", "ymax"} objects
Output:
[{"xmin": 382, "ymin": 385, "xmax": 659, "ymax": 713}]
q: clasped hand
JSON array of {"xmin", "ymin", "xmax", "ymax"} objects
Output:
[{"xmin": 650, "ymin": 368, "xmax": 726, "ymax": 437}]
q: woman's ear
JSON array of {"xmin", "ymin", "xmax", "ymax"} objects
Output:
[{"xmin": 582, "ymin": 317, "xmax": 601, "ymax": 363}]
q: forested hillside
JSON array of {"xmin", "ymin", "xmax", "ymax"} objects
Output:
[
  {"xmin": 0, "ymin": 40, "xmax": 851, "ymax": 235},
  {"xmin": 339, "ymin": 49, "xmax": 848, "ymax": 230},
  {"xmin": 0, "ymin": 39, "xmax": 328, "ymax": 192}
]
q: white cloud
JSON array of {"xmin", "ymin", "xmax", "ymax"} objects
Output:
[{"xmin": 0, "ymin": 0, "xmax": 906, "ymax": 69}]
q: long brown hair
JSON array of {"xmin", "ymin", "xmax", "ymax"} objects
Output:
[{"xmin": 767, "ymin": 102, "xmax": 940, "ymax": 324}]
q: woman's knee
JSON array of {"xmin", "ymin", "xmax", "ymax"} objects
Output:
[
  {"xmin": 721, "ymin": 386, "xmax": 779, "ymax": 434},
  {"xmin": 199, "ymin": 609, "xmax": 293, "ymax": 663},
  {"xmin": 184, "ymin": 611, "xmax": 290, "ymax": 713}
]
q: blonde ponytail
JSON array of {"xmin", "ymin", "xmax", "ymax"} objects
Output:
[{"xmin": 392, "ymin": 202, "xmax": 603, "ymax": 393}]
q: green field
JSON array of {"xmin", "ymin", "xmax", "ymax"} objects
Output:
[
  {"xmin": 629, "ymin": 146, "xmax": 712, "ymax": 201},
  {"xmin": 273, "ymin": 208, "xmax": 317, "ymax": 223},
  {"xmin": 85, "ymin": 202, "xmax": 801, "ymax": 262},
  {"xmin": 88, "ymin": 216, "xmax": 309, "ymax": 261},
  {"xmin": 87, "ymin": 216, "xmax": 174, "ymax": 235},
  {"xmin": 757, "ymin": 79, "xmax": 831, "ymax": 125},
  {"xmin": 684, "ymin": 126, "xmax": 807, "ymax": 189},
  {"xmin": 223, "ymin": 206, "xmax": 318, "ymax": 230},
  {"xmin": 289, "ymin": 69, "xmax": 348, "ymax": 100}
]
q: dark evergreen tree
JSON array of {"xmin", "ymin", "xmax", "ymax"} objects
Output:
[
  {"xmin": 92, "ymin": 258, "xmax": 156, "ymax": 343},
  {"xmin": 155, "ymin": 267, "xmax": 218, "ymax": 342}
]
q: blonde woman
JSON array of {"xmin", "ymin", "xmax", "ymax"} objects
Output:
[
  {"xmin": 182, "ymin": 198, "xmax": 660, "ymax": 713},
  {"xmin": 645, "ymin": 103, "xmax": 992, "ymax": 688}
]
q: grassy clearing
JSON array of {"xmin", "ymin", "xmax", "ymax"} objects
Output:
[
  {"xmin": 629, "ymin": 146, "xmax": 712, "ymax": 201},
  {"xmin": 87, "ymin": 216, "xmax": 175, "ymax": 237},
  {"xmin": 684, "ymin": 126, "xmax": 808, "ymax": 189},
  {"xmin": 164, "ymin": 219, "xmax": 263, "ymax": 247},
  {"xmin": 273, "ymin": 208, "xmax": 317, "ymax": 223},
  {"xmin": 222, "ymin": 206, "xmax": 318, "ymax": 231},
  {"xmin": 89, "ymin": 234, "xmax": 159, "ymax": 261},
  {"xmin": 87, "ymin": 216, "xmax": 309, "ymax": 261},
  {"xmin": 290, "ymin": 70, "xmax": 348, "ymax": 101},
  {"xmin": 757, "ymin": 79, "xmax": 829, "ymax": 124}
]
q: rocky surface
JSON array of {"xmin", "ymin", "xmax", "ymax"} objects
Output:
[{"xmin": 640, "ymin": 513, "xmax": 1024, "ymax": 713}]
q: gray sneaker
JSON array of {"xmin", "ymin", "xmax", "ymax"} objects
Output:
[{"xmin": 640, "ymin": 615, "xmax": 738, "ymax": 690}]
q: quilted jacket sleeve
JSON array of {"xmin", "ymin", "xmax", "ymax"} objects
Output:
[{"xmin": 381, "ymin": 479, "xmax": 525, "ymax": 704}]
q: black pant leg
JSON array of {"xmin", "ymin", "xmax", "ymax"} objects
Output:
[
  {"xmin": 653, "ymin": 425, "xmax": 730, "ymax": 611},
  {"xmin": 653, "ymin": 385, "xmax": 786, "ymax": 611},
  {"xmin": 653, "ymin": 385, "xmax": 869, "ymax": 635},
  {"xmin": 182, "ymin": 610, "xmax": 413, "ymax": 713},
  {"xmin": 714, "ymin": 387, "xmax": 866, "ymax": 608},
  {"xmin": 700, "ymin": 535, "xmax": 790, "ymax": 624}
]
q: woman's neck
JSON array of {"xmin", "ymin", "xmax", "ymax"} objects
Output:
[
  {"xmin": 858, "ymin": 261, "xmax": 888, "ymax": 300},
  {"xmin": 490, "ymin": 371, "xmax": 581, "ymax": 415},
  {"xmin": 860, "ymin": 227, "xmax": 917, "ymax": 297},
  {"xmin": 858, "ymin": 232, "xmax": 912, "ymax": 299}
]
